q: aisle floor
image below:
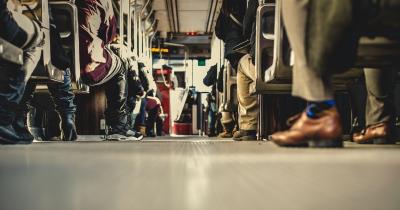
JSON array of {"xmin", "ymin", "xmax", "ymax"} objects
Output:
[{"xmin": 1, "ymin": 136, "xmax": 400, "ymax": 210}]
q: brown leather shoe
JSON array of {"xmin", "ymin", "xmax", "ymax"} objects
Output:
[
  {"xmin": 353, "ymin": 122, "xmax": 395, "ymax": 144},
  {"xmin": 269, "ymin": 108, "xmax": 343, "ymax": 148}
]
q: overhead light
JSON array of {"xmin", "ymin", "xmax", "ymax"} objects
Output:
[{"xmin": 185, "ymin": 32, "xmax": 198, "ymax": 36}]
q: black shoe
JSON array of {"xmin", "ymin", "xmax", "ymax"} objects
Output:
[
  {"xmin": 107, "ymin": 126, "xmax": 144, "ymax": 141},
  {"xmin": 0, "ymin": 124, "xmax": 33, "ymax": 145},
  {"xmin": 233, "ymin": 130, "xmax": 257, "ymax": 141},
  {"xmin": 60, "ymin": 114, "xmax": 78, "ymax": 141},
  {"xmin": 146, "ymin": 130, "xmax": 156, "ymax": 138}
]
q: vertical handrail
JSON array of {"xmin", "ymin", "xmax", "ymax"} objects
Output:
[{"xmin": 139, "ymin": 0, "xmax": 152, "ymax": 59}]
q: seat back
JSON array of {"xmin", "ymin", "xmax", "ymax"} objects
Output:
[
  {"xmin": 0, "ymin": 38, "xmax": 24, "ymax": 65},
  {"xmin": 20, "ymin": 0, "xmax": 65, "ymax": 84},
  {"xmin": 222, "ymin": 62, "xmax": 238, "ymax": 111},
  {"xmin": 254, "ymin": 0, "xmax": 364, "ymax": 94},
  {"xmin": 49, "ymin": 1, "xmax": 90, "ymax": 93}
]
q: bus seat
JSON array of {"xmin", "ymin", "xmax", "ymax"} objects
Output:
[
  {"xmin": 20, "ymin": 0, "xmax": 65, "ymax": 84},
  {"xmin": 222, "ymin": 62, "xmax": 238, "ymax": 112},
  {"xmin": 253, "ymin": 1, "xmax": 364, "ymax": 95},
  {"xmin": 49, "ymin": 1, "xmax": 90, "ymax": 94},
  {"xmin": 0, "ymin": 37, "xmax": 24, "ymax": 65}
]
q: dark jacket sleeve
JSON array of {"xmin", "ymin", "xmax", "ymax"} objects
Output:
[
  {"xmin": 203, "ymin": 64, "xmax": 218, "ymax": 87},
  {"xmin": 243, "ymin": 0, "xmax": 259, "ymax": 40}
]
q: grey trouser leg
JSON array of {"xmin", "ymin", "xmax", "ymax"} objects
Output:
[
  {"xmin": 237, "ymin": 54, "xmax": 258, "ymax": 130},
  {"xmin": 364, "ymin": 68, "xmax": 396, "ymax": 126},
  {"xmin": 104, "ymin": 63, "xmax": 128, "ymax": 129},
  {"xmin": 282, "ymin": 0, "xmax": 334, "ymax": 101}
]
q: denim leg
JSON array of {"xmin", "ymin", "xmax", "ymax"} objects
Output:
[
  {"xmin": 135, "ymin": 98, "xmax": 147, "ymax": 126},
  {"xmin": 0, "ymin": 62, "xmax": 26, "ymax": 125},
  {"xmin": 47, "ymin": 69, "xmax": 76, "ymax": 115}
]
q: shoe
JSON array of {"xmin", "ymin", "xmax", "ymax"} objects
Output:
[
  {"xmin": 137, "ymin": 125, "xmax": 147, "ymax": 137},
  {"xmin": 269, "ymin": 108, "xmax": 343, "ymax": 148},
  {"xmin": 146, "ymin": 130, "xmax": 156, "ymax": 138},
  {"xmin": 219, "ymin": 121, "xmax": 235, "ymax": 138},
  {"xmin": 0, "ymin": 124, "xmax": 33, "ymax": 145},
  {"xmin": 353, "ymin": 122, "xmax": 395, "ymax": 144},
  {"xmin": 218, "ymin": 130, "xmax": 233, "ymax": 138},
  {"xmin": 233, "ymin": 130, "xmax": 257, "ymax": 141},
  {"xmin": 60, "ymin": 114, "xmax": 78, "ymax": 141},
  {"xmin": 107, "ymin": 126, "xmax": 144, "ymax": 141}
]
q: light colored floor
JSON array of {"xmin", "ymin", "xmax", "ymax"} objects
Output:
[{"xmin": 1, "ymin": 136, "xmax": 400, "ymax": 210}]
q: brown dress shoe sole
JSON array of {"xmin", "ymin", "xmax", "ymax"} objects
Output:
[
  {"xmin": 373, "ymin": 138, "xmax": 396, "ymax": 145},
  {"xmin": 355, "ymin": 138, "xmax": 396, "ymax": 145},
  {"xmin": 308, "ymin": 139, "xmax": 343, "ymax": 148},
  {"xmin": 269, "ymin": 136, "xmax": 343, "ymax": 148}
]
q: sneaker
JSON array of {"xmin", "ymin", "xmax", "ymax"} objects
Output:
[
  {"xmin": 107, "ymin": 126, "xmax": 144, "ymax": 141},
  {"xmin": 233, "ymin": 130, "xmax": 257, "ymax": 141}
]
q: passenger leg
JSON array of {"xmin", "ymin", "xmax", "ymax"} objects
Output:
[
  {"xmin": 48, "ymin": 69, "xmax": 78, "ymax": 141},
  {"xmin": 135, "ymin": 98, "xmax": 147, "ymax": 134},
  {"xmin": 104, "ymin": 64, "xmax": 143, "ymax": 141},
  {"xmin": 219, "ymin": 111, "xmax": 235, "ymax": 138},
  {"xmin": 12, "ymin": 82, "xmax": 36, "ymax": 141},
  {"xmin": 234, "ymin": 54, "xmax": 257, "ymax": 141},
  {"xmin": 146, "ymin": 106, "xmax": 158, "ymax": 137},
  {"xmin": 269, "ymin": 0, "xmax": 342, "ymax": 147},
  {"xmin": 353, "ymin": 68, "xmax": 396, "ymax": 144},
  {"xmin": 0, "ymin": 3, "xmax": 43, "ymax": 144}
]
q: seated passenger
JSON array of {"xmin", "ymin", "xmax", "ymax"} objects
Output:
[
  {"xmin": 352, "ymin": 68, "xmax": 397, "ymax": 144},
  {"xmin": 145, "ymin": 93, "xmax": 163, "ymax": 137},
  {"xmin": 215, "ymin": 0, "xmax": 247, "ymax": 139},
  {"xmin": 0, "ymin": 0, "xmax": 44, "ymax": 144},
  {"xmin": 233, "ymin": 0, "xmax": 262, "ymax": 141},
  {"xmin": 203, "ymin": 64, "xmax": 218, "ymax": 137},
  {"xmin": 134, "ymin": 62, "xmax": 158, "ymax": 135},
  {"xmin": 76, "ymin": 0, "xmax": 142, "ymax": 140},
  {"xmin": 15, "ymin": 18, "xmax": 78, "ymax": 141},
  {"xmin": 270, "ymin": 0, "xmax": 397, "ymax": 147}
]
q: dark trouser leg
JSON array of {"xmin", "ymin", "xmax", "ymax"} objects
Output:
[
  {"xmin": 208, "ymin": 104, "xmax": 217, "ymax": 135},
  {"xmin": 364, "ymin": 68, "xmax": 396, "ymax": 126},
  {"xmin": 126, "ymin": 97, "xmax": 137, "ymax": 130},
  {"xmin": 105, "ymin": 66, "xmax": 128, "ymax": 129},
  {"xmin": 135, "ymin": 98, "xmax": 147, "ymax": 127},
  {"xmin": 13, "ymin": 81, "xmax": 36, "ymax": 139},
  {"xmin": 0, "ymin": 62, "xmax": 33, "ymax": 143},
  {"xmin": 0, "ymin": 63, "xmax": 26, "ymax": 123},
  {"xmin": 0, "ymin": 4, "xmax": 43, "ymax": 144},
  {"xmin": 156, "ymin": 115, "xmax": 163, "ymax": 136},
  {"xmin": 146, "ymin": 106, "xmax": 159, "ymax": 136},
  {"xmin": 48, "ymin": 69, "xmax": 77, "ymax": 141}
]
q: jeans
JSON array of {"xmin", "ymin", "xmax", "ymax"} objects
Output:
[
  {"xmin": 135, "ymin": 98, "xmax": 147, "ymax": 126},
  {"xmin": 20, "ymin": 69, "xmax": 76, "ymax": 115},
  {"xmin": 104, "ymin": 65, "xmax": 128, "ymax": 129},
  {"xmin": 0, "ymin": 4, "xmax": 43, "ymax": 125}
]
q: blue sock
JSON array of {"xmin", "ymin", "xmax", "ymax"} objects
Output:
[{"xmin": 306, "ymin": 100, "xmax": 336, "ymax": 118}]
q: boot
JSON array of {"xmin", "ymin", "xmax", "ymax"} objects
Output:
[
  {"xmin": 218, "ymin": 121, "xmax": 235, "ymax": 138},
  {"xmin": 12, "ymin": 109, "xmax": 34, "ymax": 141},
  {"xmin": 60, "ymin": 113, "xmax": 78, "ymax": 141},
  {"xmin": 233, "ymin": 130, "xmax": 257, "ymax": 141},
  {"xmin": 0, "ymin": 107, "xmax": 33, "ymax": 144}
]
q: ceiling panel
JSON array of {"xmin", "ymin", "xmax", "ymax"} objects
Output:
[
  {"xmin": 152, "ymin": 0, "xmax": 219, "ymax": 34},
  {"xmin": 178, "ymin": 0, "xmax": 211, "ymax": 33}
]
